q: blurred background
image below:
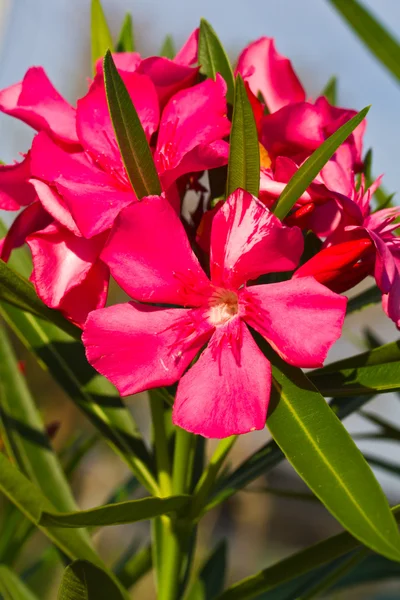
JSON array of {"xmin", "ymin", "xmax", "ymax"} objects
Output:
[{"xmin": 0, "ymin": 0, "xmax": 400, "ymax": 598}]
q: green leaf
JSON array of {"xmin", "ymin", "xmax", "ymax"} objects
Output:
[
  {"xmin": 198, "ymin": 19, "xmax": 234, "ymax": 104},
  {"xmin": 0, "ymin": 260, "xmax": 80, "ymax": 339},
  {"xmin": 346, "ymin": 285, "xmax": 382, "ymax": 314},
  {"xmin": 0, "ymin": 565, "xmax": 39, "ymax": 600},
  {"xmin": 160, "ymin": 35, "xmax": 175, "ymax": 59},
  {"xmin": 216, "ymin": 505, "xmax": 400, "ymax": 600},
  {"xmin": 272, "ymin": 106, "xmax": 369, "ymax": 220},
  {"xmin": 321, "ymin": 76, "xmax": 337, "ymax": 104},
  {"xmin": 226, "ymin": 74, "xmax": 260, "ymax": 198},
  {"xmin": 58, "ymin": 560, "xmax": 125, "ymax": 600},
  {"xmin": 104, "ymin": 50, "xmax": 161, "ymax": 198},
  {"xmin": 91, "ymin": 0, "xmax": 114, "ymax": 72},
  {"xmin": 186, "ymin": 541, "xmax": 227, "ymax": 600},
  {"xmin": 365, "ymin": 454, "xmax": 400, "ymax": 478},
  {"xmin": 265, "ymin": 346, "xmax": 400, "ymax": 562},
  {"xmin": 328, "ymin": 0, "xmax": 400, "ymax": 83},
  {"xmin": 40, "ymin": 495, "xmax": 190, "ymax": 528},
  {"xmin": 0, "ymin": 452, "xmax": 104, "ymax": 567},
  {"xmin": 116, "ymin": 13, "xmax": 134, "ymax": 52},
  {"xmin": 115, "ymin": 544, "xmax": 152, "ymax": 589}
]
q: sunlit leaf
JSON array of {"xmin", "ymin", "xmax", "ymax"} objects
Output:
[
  {"xmin": 160, "ymin": 35, "xmax": 175, "ymax": 59},
  {"xmin": 0, "ymin": 565, "xmax": 39, "ymax": 600},
  {"xmin": 91, "ymin": 0, "xmax": 114, "ymax": 72},
  {"xmin": 226, "ymin": 74, "xmax": 259, "ymax": 198},
  {"xmin": 116, "ymin": 13, "xmax": 135, "ymax": 52},
  {"xmin": 198, "ymin": 19, "xmax": 234, "ymax": 104},
  {"xmin": 321, "ymin": 76, "xmax": 337, "ymax": 104},
  {"xmin": 104, "ymin": 50, "xmax": 161, "ymax": 198}
]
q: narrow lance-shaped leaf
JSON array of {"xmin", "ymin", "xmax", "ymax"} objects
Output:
[
  {"xmin": 272, "ymin": 106, "xmax": 369, "ymax": 220},
  {"xmin": 226, "ymin": 74, "xmax": 260, "ymax": 198},
  {"xmin": 160, "ymin": 34, "xmax": 175, "ymax": 59},
  {"xmin": 0, "ymin": 565, "xmax": 39, "ymax": 600},
  {"xmin": 198, "ymin": 18, "xmax": 235, "ymax": 104},
  {"xmin": 328, "ymin": 0, "xmax": 400, "ymax": 83},
  {"xmin": 40, "ymin": 495, "xmax": 190, "ymax": 528},
  {"xmin": 104, "ymin": 50, "xmax": 161, "ymax": 198},
  {"xmin": 216, "ymin": 506, "xmax": 400, "ymax": 600},
  {"xmin": 58, "ymin": 560, "xmax": 126, "ymax": 600},
  {"xmin": 91, "ymin": 0, "xmax": 114, "ymax": 72},
  {"xmin": 116, "ymin": 13, "xmax": 135, "ymax": 52},
  {"xmin": 186, "ymin": 541, "xmax": 227, "ymax": 600},
  {"xmin": 263, "ymin": 341, "xmax": 400, "ymax": 563},
  {"xmin": 321, "ymin": 76, "xmax": 337, "ymax": 104},
  {"xmin": 0, "ymin": 259, "xmax": 81, "ymax": 339},
  {"xmin": 346, "ymin": 285, "xmax": 381, "ymax": 314}
]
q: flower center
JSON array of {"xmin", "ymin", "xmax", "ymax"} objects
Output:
[{"xmin": 207, "ymin": 288, "xmax": 239, "ymax": 326}]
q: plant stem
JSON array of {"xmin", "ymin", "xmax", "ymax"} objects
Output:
[
  {"xmin": 149, "ymin": 391, "xmax": 172, "ymax": 497},
  {"xmin": 188, "ymin": 435, "xmax": 237, "ymax": 520}
]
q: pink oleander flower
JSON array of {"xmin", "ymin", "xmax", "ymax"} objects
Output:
[
  {"xmin": 0, "ymin": 33, "xmax": 229, "ymax": 325},
  {"xmin": 83, "ymin": 189, "xmax": 346, "ymax": 438}
]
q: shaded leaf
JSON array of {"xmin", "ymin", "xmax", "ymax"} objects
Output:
[
  {"xmin": 40, "ymin": 495, "xmax": 190, "ymax": 528},
  {"xmin": 186, "ymin": 540, "xmax": 227, "ymax": 600},
  {"xmin": 104, "ymin": 50, "xmax": 161, "ymax": 198},
  {"xmin": 116, "ymin": 13, "xmax": 134, "ymax": 52},
  {"xmin": 91, "ymin": 0, "xmax": 114, "ymax": 72},
  {"xmin": 272, "ymin": 106, "xmax": 369, "ymax": 220},
  {"xmin": 365, "ymin": 454, "xmax": 400, "ymax": 478},
  {"xmin": 328, "ymin": 0, "xmax": 400, "ymax": 83},
  {"xmin": 226, "ymin": 74, "xmax": 259, "ymax": 198},
  {"xmin": 0, "ymin": 565, "xmax": 39, "ymax": 600},
  {"xmin": 346, "ymin": 285, "xmax": 382, "ymax": 314},
  {"xmin": 321, "ymin": 76, "xmax": 337, "ymax": 104},
  {"xmin": 198, "ymin": 19, "xmax": 234, "ymax": 104},
  {"xmin": 160, "ymin": 35, "xmax": 175, "ymax": 59},
  {"xmin": 0, "ymin": 260, "xmax": 80, "ymax": 339},
  {"xmin": 58, "ymin": 560, "xmax": 126, "ymax": 600},
  {"xmin": 115, "ymin": 544, "xmax": 152, "ymax": 590}
]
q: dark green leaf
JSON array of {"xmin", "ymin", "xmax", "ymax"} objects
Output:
[
  {"xmin": 186, "ymin": 541, "xmax": 227, "ymax": 600},
  {"xmin": 58, "ymin": 560, "xmax": 126, "ymax": 600},
  {"xmin": 115, "ymin": 544, "xmax": 152, "ymax": 589},
  {"xmin": 272, "ymin": 106, "xmax": 369, "ymax": 220},
  {"xmin": 104, "ymin": 50, "xmax": 161, "ymax": 198},
  {"xmin": 91, "ymin": 0, "xmax": 114, "ymax": 71},
  {"xmin": 265, "ymin": 346, "xmax": 400, "ymax": 562},
  {"xmin": 328, "ymin": 0, "xmax": 400, "ymax": 82},
  {"xmin": 198, "ymin": 19, "xmax": 234, "ymax": 104},
  {"xmin": 216, "ymin": 506, "xmax": 400, "ymax": 600},
  {"xmin": 160, "ymin": 35, "xmax": 175, "ymax": 59},
  {"xmin": 365, "ymin": 454, "xmax": 400, "ymax": 478},
  {"xmin": 0, "ymin": 260, "xmax": 80, "ymax": 339},
  {"xmin": 116, "ymin": 13, "xmax": 134, "ymax": 52},
  {"xmin": 0, "ymin": 453, "xmax": 105, "ymax": 568},
  {"xmin": 321, "ymin": 76, "xmax": 337, "ymax": 104},
  {"xmin": 0, "ymin": 565, "xmax": 39, "ymax": 600},
  {"xmin": 40, "ymin": 495, "xmax": 190, "ymax": 528},
  {"xmin": 226, "ymin": 74, "xmax": 260, "ymax": 197},
  {"xmin": 347, "ymin": 285, "xmax": 382, "ymax": 314}
]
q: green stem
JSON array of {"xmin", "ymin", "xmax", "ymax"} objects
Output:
[
  {"xmin": 188, "ymin": 436, "xmax": 237, "ymax": 520},
  {"xmin": 158, "ymin": 427, "xmax": 197, "ymax": 600},
  {"xmin": 149, "ymin": 391, "xmax": 172, "ymax": 497}
]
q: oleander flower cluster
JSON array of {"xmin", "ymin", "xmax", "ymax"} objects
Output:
[{"xmin": 1, "ymin": 30, "xmax": 398, "ymax": 438}]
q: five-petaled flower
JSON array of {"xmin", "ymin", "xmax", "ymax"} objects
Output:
[{"xmin": 83, "ymin": 189, "xmax": 346, "ymax": 438}]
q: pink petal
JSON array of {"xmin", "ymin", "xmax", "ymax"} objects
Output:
[
  {"xmin": 27, "ymin": 223, "xmax": 108, "ymax": 324},
  {"xmin": 0, "ymin": 202, "xmax": 51, "ymax": 261},
  {"xmin": 0, "ymin": 154, "xmax": 36, "ymax": 210},
  {"xmin": 30, "ymin": 179, "xmax": 81, "ymax": 236},
  {"xmin": 101, "ymin": 194, "xmax": 212, "ymax": 305},
  {"xmin": 210, "ymin": 189, "xmax": 304, "ymax": 289},
  {"xmin": 137, "ymin": 57, "xmax": 198, "ymax": 108},
  {"xmin": 236, "ymin": 37, "xmax": 305, "ymax": 113},
  {"xmin": 155, "ymin": 75, "xmax": 230, "ymax": 182},
  {"xmin": 383, "ymin": 271, "xmax": 400, "ymax": 328},
  {"xmin": 241, "ymin": 277, "xmax": 347, "ymax": 368},
  {"xmin": 368, "ymin": 230, "xmax": 396, "ymax": 293},
  {"xmin": 83, "ymin": 303, "xmax": 213, "ymax": 396},
  {"xmin": 95, "ymin": 52, "xmax": 142, "ymax": 76},
  {"xmin": 0, "ymin": 67, "xmax": 78, "ymax": 144},
  {"xmin": 174, "ymin": 28, "xmax": 199, "ymax": 66},
  {"xmin": 173, "ymin": 318, "xmax": 271, "ymax": 438},
  {"xmin": 76, "ymin": 72, "xmax": 159, "ymax": 172}
]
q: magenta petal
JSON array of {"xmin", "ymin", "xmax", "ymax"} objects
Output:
[
  {"xmin": 83, "ymin": 303, "xmax": 212, "ymax": 396},
  {"xmin": 369, "ymin": 230, "xmax": 396, "ymax": 293},
  {"xmin": 242, "ymin": 277, "xmax": 347, "ymax": 368},
  {"xmin": 383, "ymin": 272, "xmax": 400, "ymax": 328},
  {"xmin": 138, "ymin": 57, "xmax": 198, "ymax": 108},
  {"xmin": 0, "ymin": 202, "xmax": 51, "ymax": 261},
  {"xmin": 95, "ymin": 52, "xmax": 142, "ymax": 76},
  {"xmin": 27, "ymin": 223, "xmax": 108, "ymax": 324},
  {"xmin": 210, "ymin": 189, "xmax": 304, "ymax": 289},
  {"xmin": 155, "ymin": 75, "xmax": 230, "ymax": 181},
  {"xmin": 76, "ymin": 72, "xmax": 159, "ymax": 170},
  {"xmin": 0, "ymin": 67, "xmax": 78, "ymax": 144},
  {"xmin": 236, "ymin": 37, "xmax": 305, "ymax": 113},
  {"xmin": 101, "ymin": 194, "xmax": 211, "ymax": 305},
  {"xmin": 173, "ymin": 318, "xmax": 271, "ymax": 438},
  {"xmin": 174, "ymin": 28, "xmax": 199, "ymax": 66},
  {"xmin": 0, "ymin": 154, "xmax": 36, "ymax": 210},
  {"xmin": 30, "ymin": 180, "xmax": 81, "ymax": 236}
]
